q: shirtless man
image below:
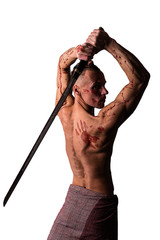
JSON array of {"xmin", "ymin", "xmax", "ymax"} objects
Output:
[{"xmin": 47, "ymin": 28, "xmax": 150, "ymax": 240}]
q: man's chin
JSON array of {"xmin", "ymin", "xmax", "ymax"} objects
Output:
[
  {"xmin": 89, "ymin": 101, "xmax": 105, "ymax": 109},
  {"xmin": 97, "ymin": 102, "xmax": 105, "ymax": 109}
]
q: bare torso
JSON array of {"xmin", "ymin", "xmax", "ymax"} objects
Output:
[
  {"xmin": 59, "ymin": 100, "xmax": 125, "ymax": 195},
  {"xmin": 56, "ymin": 29, "xmax": 150, "ymax": 196}
]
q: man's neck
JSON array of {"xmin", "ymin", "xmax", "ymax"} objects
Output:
[{"xmin": 75, "ymin": 96, "xmax": 94, "ymax": 116}]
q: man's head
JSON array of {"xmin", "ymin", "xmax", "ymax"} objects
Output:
[{"xmin": 72, "ymin": 61, "xmax": 108, "ymax": 109}]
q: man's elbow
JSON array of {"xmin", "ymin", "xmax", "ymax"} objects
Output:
[
  {"xmin": 137, "ymin": 69, "xmax": 150, "ymax": 89},
  {"xmin": 144, "ymin": 69, "xmax": 150, "ymax": 83}
]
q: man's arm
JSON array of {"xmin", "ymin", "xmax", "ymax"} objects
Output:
[
  {"xmin": 56, "ymin": 47, "xmax": 77, "ymax": 107},
  {"xmin": 87, "ymin": 29, "xmax": 150, "ymax": 123},
  {"xmin": 106, "ymin": 39, "xmax": 150, "ymax": 119},
  {"xmin": 56, "ymin": 44, "xmax": 95, "ymax": 107}
]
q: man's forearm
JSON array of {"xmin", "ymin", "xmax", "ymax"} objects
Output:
[
  {"xmin": 59, "ymin": 47, "xmax": 78, "ymax": 70},
  {"xmin": 105, "ymin": 39, "xmax": 150, "ymax": 84}
]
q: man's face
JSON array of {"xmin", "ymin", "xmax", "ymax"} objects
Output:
[{"xmin": 80, "ymin": 70, "xmax": 108, "ymax": 109}]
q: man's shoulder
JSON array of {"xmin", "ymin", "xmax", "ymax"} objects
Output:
[
  {"xmin": 58, "ymin": 104, "xmax": 74, "ymax": 122},
  {"xmin": 97, "ymin": 100, "xmax": 127, "ymax": 130},
  {"xmin": 98, "ymin": 100, "xmax": 125, "ymax": 117}
]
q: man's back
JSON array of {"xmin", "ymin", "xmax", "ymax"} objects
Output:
[
  {"xmin": 58, "ymin": 96, "xmax": 127, "ymax": 195},
  {"xmin": 47, "ymin": 28, "xmax": 150, "ymax": 240}
]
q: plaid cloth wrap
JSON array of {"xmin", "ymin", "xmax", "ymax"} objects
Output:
[{"xmin": 47, "ymin": 184, "xmax": 118, "ymax": 240}]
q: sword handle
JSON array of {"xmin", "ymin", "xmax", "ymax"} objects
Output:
[{"xmin": 99, "ymin": 27, "xmax": 104, "ymax": 31}]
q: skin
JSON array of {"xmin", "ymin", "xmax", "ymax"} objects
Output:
[{"xmin": 56, "ymin": 29, "xmax": 150, "ymax": 195}]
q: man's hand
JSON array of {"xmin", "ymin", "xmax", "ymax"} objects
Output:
[
  {"xmin": 75, "ymin": 43, "xmax": 96, "ymax": 61},
  {"xmin": 75, "ymin": 28, "xmax": 112, "ymax": 61},
  {"xmin": 86, "ymin": 28, "xmax": 112, "ymax": 53}
]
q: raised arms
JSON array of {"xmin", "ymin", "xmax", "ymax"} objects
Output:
[{"xmin": 86, "ymin": 29, "xmax": 150, "ymax": 123}]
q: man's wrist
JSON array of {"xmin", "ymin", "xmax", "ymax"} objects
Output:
[{"xmin": 104, "ymin": 38, "xmax": 116, "ymax": 52}]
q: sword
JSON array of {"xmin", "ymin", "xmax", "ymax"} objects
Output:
[
  {"xmin": 3, "ymin": 60, "xmax": 87, "ymax": 207},
  {"xmin": 3, "ymin": 27, "xmax": 104, "ymax": 207}
]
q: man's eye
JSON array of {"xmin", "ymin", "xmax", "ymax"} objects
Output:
[
  {"xmin": 92, "ymin": 85, "xmax": 101, "ymax": 94},
  {"xmin": 92, "ymin": 84, "xmax": 100, "ymax": 90},
  {"xmin": 93, "ymin": 86, "xmax": 99, "ymax": 89}
]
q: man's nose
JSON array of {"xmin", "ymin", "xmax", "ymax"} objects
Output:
[{"xmin": 102, "ymin": 87, "xmax": 108, "ymax": 95}]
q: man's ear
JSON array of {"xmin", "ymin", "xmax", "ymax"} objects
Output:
[{"xmin": 73, "ymin": 85, "xmax": 81, "ymax": 96}]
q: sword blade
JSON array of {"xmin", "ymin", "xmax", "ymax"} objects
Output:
[{"xmin": 3, "ymin": 60, "xmax": 87, "ymax": 206}]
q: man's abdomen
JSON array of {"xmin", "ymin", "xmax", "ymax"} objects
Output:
[{"xmin": 72, "ymin": 169, "xmax": 114, "ymax": 196}]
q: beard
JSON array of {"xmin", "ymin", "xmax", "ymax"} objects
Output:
[{"xmin": 97, "ymin": 97, "xmax": 106, "ymax": 108}]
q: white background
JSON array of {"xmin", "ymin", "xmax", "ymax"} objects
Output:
[{"xmin": 0, "ymin": 0, "xmax": 159, "ymax": 239}]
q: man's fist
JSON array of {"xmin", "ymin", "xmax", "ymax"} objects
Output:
[
  {"xmin": 86, "ymin": 28, "xmax": 112, "ymax": 53},
  {"xmin": 75, "ymin": 43, "xmax": 96, "ymax": 61}
]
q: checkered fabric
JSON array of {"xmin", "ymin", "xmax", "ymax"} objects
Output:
[{"xmin": 47, "ymin": 184, "xmax": 118, "ymax": 240}]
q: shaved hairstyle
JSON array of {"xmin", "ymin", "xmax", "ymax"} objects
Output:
[{"xmin": 71, "ymin": 61, "xmax": 102, "ymax": 87}]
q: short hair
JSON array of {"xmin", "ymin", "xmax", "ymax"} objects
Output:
[{"xmin": 71, "ymin": 61, "xmax": 101, "ymax": 78}]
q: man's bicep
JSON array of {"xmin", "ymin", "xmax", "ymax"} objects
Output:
[{"xmin": 115, "ymin": 81, "xmax": 148, "ymax": 118}]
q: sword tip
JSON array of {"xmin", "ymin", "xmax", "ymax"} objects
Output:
[
  {"xmin": 3, "ymin": 199, "xmax": 6, "ymax": 207},
  {"xmin": 3, "ymin": 195, "xmax": 9, "ymax": 207}
]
